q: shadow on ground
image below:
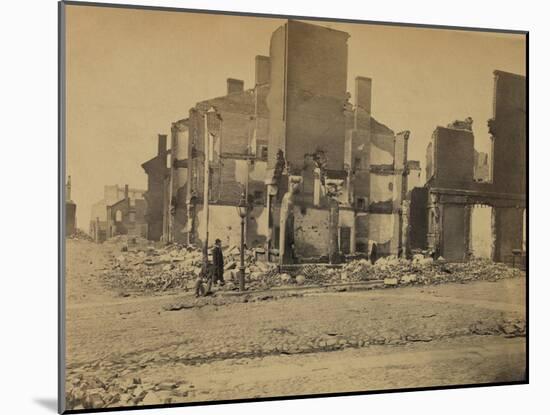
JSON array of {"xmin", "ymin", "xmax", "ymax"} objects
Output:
[{"xmin": 34, "ymin": 398, "xmax": 57, "ymax": 412}]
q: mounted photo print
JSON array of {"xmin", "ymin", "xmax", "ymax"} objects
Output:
[{"xmin": 59, "ymin": 1, "xmax": 527, "ymax": 413}]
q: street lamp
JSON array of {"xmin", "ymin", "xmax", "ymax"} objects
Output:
[{"xmin": 236, "ymin": 191, "xmax": 249, "ymax": 291}]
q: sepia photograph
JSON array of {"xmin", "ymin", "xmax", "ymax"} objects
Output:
[{"xmin": 59, "ymin": 1, "xmax": 527, "ymax": 412}]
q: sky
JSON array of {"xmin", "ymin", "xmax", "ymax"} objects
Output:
[{"xmin": 65, "ymin": 4, "xmax": 526, "ymax": 229}]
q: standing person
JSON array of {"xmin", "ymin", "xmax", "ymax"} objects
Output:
[
  {"xmin": 370, "ymin": 241, "xmax": 378, "ymax": 265},
  {"xmin": 212, "ymin": 238, "xmax": 225, "ymax": 285}
]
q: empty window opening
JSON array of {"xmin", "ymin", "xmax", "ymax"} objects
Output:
[
  {"xmin": 259, "ymin": 145, "xmax": 268, "ymax": 161},
  {"xmin": 471, "ymin": 205, "xmax": 492, "ymax": 259}
]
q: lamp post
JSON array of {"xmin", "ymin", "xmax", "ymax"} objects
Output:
[{"xmin": 236, "ymin": 191, "xmax": 249, "ymax": 291}]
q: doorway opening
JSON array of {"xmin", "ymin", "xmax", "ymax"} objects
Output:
[{"xmin": 471, "ymin": 204, "xmax": 493, "ymax": 259}]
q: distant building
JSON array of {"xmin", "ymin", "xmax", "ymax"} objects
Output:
[
  {"xmin": 65, "ymin": 176, "xmax": 76, "ymax": 236},
  {"xmin": 89, "ymin": 185, "xmax": 147, "ymax": 242}
]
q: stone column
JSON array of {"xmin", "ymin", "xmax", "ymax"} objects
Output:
[
  {"xmin": 349, "ymin": 212, "xmax": 357, "ymax": 255},
  {"xmin": 464, "ymin": 205, "xmax": 473, "ymax": 260},
  {"xmin": 492, "ymin": 206, "xmax": 524, "ymax": 263},
  {"xmin": 313, "ymin": 168, "xmax": 321, "ymax": 207},
  {"xmin": 328, "ymin": 198, "xmax": 341, "ymax": 264},
  {"xmin": 401, "ymin": 200, "xmax": 410, "ymax": 258},
  {"xmin": 265, "ymin": 183, "xmax": 277, "ymax": 260}
]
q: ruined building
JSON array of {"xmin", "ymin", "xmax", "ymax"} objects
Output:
[
  {"xmin": 176, "ymin": 66, "xmax": 270, "ymax": 249},
  {"xmin": 410, "ymin": 70, "xmax": 526, "ymax": 264},
  {"xmin": 89, "ymin": 185, "xmax": 147, "ymax": 242},
  {"xmin": 151, "ymin": 20, "xmax": 420, "ymax": 262},
  {"xmin": 65, "ymin": 176, "xmax": 76, "ymax": 236},
  {"xmin": 141, "ymin": 135, "xmax": 170, "ymax": 241}
]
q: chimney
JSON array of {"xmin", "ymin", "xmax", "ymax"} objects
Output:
[
  {"xmin": 124, "ymin": 184, "xmax": 129, "ymax": 200},
  {"xmin": 66, "ymin": 175, "xmax": 72, "ymax": 201},
  {"xmin": 227, "ymin": 78, "xmax": 244, "ymax": 95},
  {"xmin": 158, "ymin": 134, "xmax": 167, "ymax": 156},
  {"xmin": 355, "ymin": 76, "xmax": 372, "ymax": 115},
  {"xmin": 255, "ymin": 56, "xmax": 270, "ymax": 85}
]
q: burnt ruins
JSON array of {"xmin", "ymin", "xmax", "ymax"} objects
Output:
[{"xmin": 90, "ymin": 20, "xmax": 526, "ymax": 267}]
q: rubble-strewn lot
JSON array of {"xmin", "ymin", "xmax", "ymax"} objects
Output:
[
  {"xmin": 65, "ymin": 239, "xmax": 526, "ymax": 410},
  {"xmin": 66, "ymin": 228, "xmax": 94, "ymax": 242},
  {"xmin": 101, "ymin": 236, "xmax": 524, "ymax": 295}
]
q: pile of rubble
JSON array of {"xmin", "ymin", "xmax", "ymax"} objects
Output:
[
  {"xmin": 263, "ymin": 255, "xmax": 524, "ymax": 288},
  {"xmin": 66, "ymin": 375, "xmax": 191, "ymax": 410},
  {"xmin": 104, "ymin": 237, "xmax": 525, "ymax": 294},
  {"xmin": 103, "ymin": 242, "xmax": 276, "ymax": 293},
  {"xmin": 104, "ymin": 244, "xmax": 203, "ymax": 292},
  {"xmin": 66, "ymin": 229, "xmax": 94, "ymax": 242}
]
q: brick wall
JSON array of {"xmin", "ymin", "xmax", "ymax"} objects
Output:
[
  {"xmin": 432, "ymin": 126, "xmax": 474, "ymax": 187},
  {"xmin": 491, "ymin": 71, "xmax": 526, "ymax": 195}
]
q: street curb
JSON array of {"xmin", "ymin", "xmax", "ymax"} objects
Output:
[{"xmin": 216, "ymin": 280, "xmax": 385, "ymax": 297}]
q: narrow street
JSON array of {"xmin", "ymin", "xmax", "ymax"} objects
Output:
[{"xmin": 64, "ymin": 240, "xmax": 526, "ymax": 410}]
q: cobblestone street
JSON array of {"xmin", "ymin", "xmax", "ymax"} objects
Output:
[{"xmin": 64, "ymin": 240, "xmax": 526, "ymax": 410}]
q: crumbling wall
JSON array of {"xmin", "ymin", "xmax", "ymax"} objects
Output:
[
  {"xmin": 407, "ymin": 162, "xmax": 422, "ymax": 198},
  {"xmin": 248, "ymin": 206, "xmax": 268, "ymax": 248},
  {"xmin": 266, "ymin": 24, "xmax": 287, "ymax": 169},
  {"xmin": 346, "ymin": 128, "xmax": 371, "ymax": 202},
  {"xmin": 248, "ymin": 160, "xmax": 268, "ymax": 205},
  {"xmin": 211, "ymin": 159, "xmax": 245, "ymax": 203},
  {"xmin": 220, "ymin": 108, "xmax": 254, "ymax": 155},
  {"xmin": 293, "ymin": 206, "xmax": 330, "ymax": 258},
  {"xmin": 355, "ymin": 213, "xmax": 369, "ymax": 253},
  {"xmin": 170, "ymin": 120, "xmax": 189, "ymax": 244},
  {"xmin": 281, "ymin": 20, "xmax": 349, "ymax": 171},
  {"xmin": 431, "ymin": 126, "xmax": 475, "ymax": 187},
  {"xmin": 426, "ymin": 142, "xmax": 434, "ymax": 183},
  {"xmin": 188, "ymin": 81, "xmax": 269, "ymax": 206},
  {"xmin": 370, "ymin": 119, "xmax": 395, "ymax": 163},
  {"xmin": 442, "ymin": 205, "xmax": 466, "ymax": 261},
  {"xmin": 370, "ymin": 173, "xmax": 393, "ymax": 205},
  {"xmin": 145, "ymin": 171, "xmax": 166, "ymax": 241},
  {"xmin": 142, "ymin": 135, "xmax": 168, "ymax": 241},
  {"xmin": 209, "ymin": 158, "xmax": 267, "ymax": 205},
  {"xmin": 368, "ymin": 213, "xmax": 395, "ymax": 255},
  {"xmin": 409, "ymin": 187, "xmax": 428, "ymax": 250},
  {"xmin": 338, "ymin": 209, "xmax": 356, "ymax": 255},
  {"xmin": 171, "ymin": 184, "xmax": 188, "ymax": 244},
  {"xmin": 194, "ymin": 204, "xmax": 268, "ymax": 249}
]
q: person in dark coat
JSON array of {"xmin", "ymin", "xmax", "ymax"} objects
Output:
[
  {"xmin": 370, "ymin": 242, "xmax": 378, "ymax": 265},
  {"xmin": 212, "ymin": 239, "xmax": 225, "ymax": 285}
]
